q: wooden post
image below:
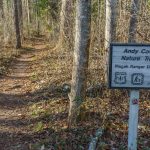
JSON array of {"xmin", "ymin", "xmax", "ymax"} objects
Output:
[{"xmin": 128, "ymin": 90, "xmax": 139, "ymax": 150}]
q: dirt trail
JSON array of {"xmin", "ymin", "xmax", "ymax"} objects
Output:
[{"xmin": 0, "ymin": 43, "xmax": 46, "ymax": 150}]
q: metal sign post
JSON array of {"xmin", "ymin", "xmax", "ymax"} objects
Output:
[
  {"xmin": 128, "ymin": 90, "xmax": 139, "ymax": 150},
  {"xmin": 109, "ymin": 43, "xmax": 150, "ymax": 150}
]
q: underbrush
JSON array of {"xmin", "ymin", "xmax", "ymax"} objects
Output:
[
  {"xmin": 27, "ymin": 43, "xmax": 150, "ymax": 149},
  {"xmin": 0, "ymin": 46, "xmax": 18, "ymax": 75}
]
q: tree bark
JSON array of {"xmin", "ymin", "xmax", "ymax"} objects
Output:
[
  {"xmin": 128, "ymin": 0, "xmax": 140, "ymax": 43},
  {"xmin": 14, "ymin": 0, "xmax": 21, "ymax": 48},
  {"xmin": 104, "ymin": 0, "xmax": 118, "ymax": 82},
  {"xmin": 26, "ymin": 0, "xmax": 31, "ymax": 24},
  {"xmin": 25, "ymin": 0, "xmax": 31, "ymax": 36},
  {"xmin": 35, "ymin": 0, "xmax": 40, "ymax": 35},
  {"xmin": 0, "ymin": 0, "xmax": 6, "ymax": 45},
  {"xmin": 17, "ymin": 0, "xmax": 23, "ymax": 38},
  {"xmin": 0, "ymin": 0, "xmax": 4, "ymax": 19},
  {"xmin": 68, "ymin": 0, "xmax": 91, "ymax": 126},
  {"xmin": 59, "ymin": 0, "xmax": 73, "ymax": 49},
  {"xmin": 97, "ymin": 0, "xmax": 103, "ymax": 46}
]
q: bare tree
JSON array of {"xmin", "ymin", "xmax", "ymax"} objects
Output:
[
  {"xmin": 26, "ymin": 0, "xmax": 31, "ymax": 35},
  {"xmin": 104, "ymin": 0, "xmax": 118, "ymax": 82},
  {"xmin": 0, "ymin": 0, "xmax": 4, "ymax": 19},
  {"xmin": 35, "ymin": 0, "xmax": 40, "ymax": 35},
  {"xmin": 0, "ymin": 0, "xmax": 4, "ymax": 35},
  {"xmin": 14, "ymin": 0, "xmax": 21, "ymax": 48},
  {"xmin": 17, "ymin": 0, "xmax": 23, "ymax": 38},
  {"xmin": 68, "ymin": 0, "xmax": 91, "ymax": 126},
  {"xmin": 128, "ymin": 0, "xmax": 140, "ymax": 43},
  {"xmin": 2, "ymin": 0, "xmax": 14, "ymax": 45},
  {"xmin": 59, "ymin": 0, "xmax": 73, "ymax": 49}
]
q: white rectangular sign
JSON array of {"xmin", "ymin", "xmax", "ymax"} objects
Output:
[{"xmin": 109, "ymin": 43, "xmax": 150, "ymax": 88}]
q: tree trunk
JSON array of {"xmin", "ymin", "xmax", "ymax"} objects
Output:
[
  {"xmin": 97, "ymin": 0, "xmax": 103, "ymax": 46},
  {"xmin": 68, "ymin": 0, "xmax": 91, "ymax": 126},
  {"xmin": 26, "ymin": 0, "xmax": 31, "ymax": 35},
  {"xmin": 104, "ymin": 0, "xmax": 118, "ymax": 82},
  {"xmin": 0, "ymin": 0, "xmax": 4, "ymax": 19},
  {"xmin": 59, "ymin": 0, "xmax": 73, "ymax": 49},
  {"xmin": 26, "ymin": 0, "xmax": 31, "ymax": 22},
  {"xmin": 35, "ymin": 0, "xmax": 40, "ymax": 35},
  {"xmin": 2, "ymin": 0, "xmax": 6, "ymax": 44},
  {"xmin": 128, "ymin": 0, "xmax": 140, "ymax": 43},
  {"xmin": 14, "ymin": 0, "xmax": 21, "ymax": 48},
  {"xmin": 0, "ymin": 0, "xmax": 5, "ymax": 45},
  {"xmin": 17, "ymin": 0, "xmax": 23, "ymax": 39}
]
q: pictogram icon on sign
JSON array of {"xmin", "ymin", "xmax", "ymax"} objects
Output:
[
  {"xmin": 131, "ymin": 73, "xmax": 144, "ymax": 85},
  {"xmin": 114, "ymin": 72, "xmax": 127, "ymax": 84}
]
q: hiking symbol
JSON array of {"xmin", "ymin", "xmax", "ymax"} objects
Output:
[{"xmin": 131, "ymin": 73, "xmax": 144, "ymax": 85}]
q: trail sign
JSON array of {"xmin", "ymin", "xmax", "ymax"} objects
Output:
[
  {"xmin": 109, "ymin": 43, "xmax": 150, "ymax": 89},
  {"xmin": 108, "ymin": 43, "xmax": 150, "ymax": 150}
]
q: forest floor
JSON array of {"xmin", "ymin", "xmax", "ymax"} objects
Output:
[
  {"xmin": 0, "ymin": 37, "xmax": 149, "ymax": 150},
  {"xmin": 0, "ymin": 37, "xmax": 51, "ymax": 150}
]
